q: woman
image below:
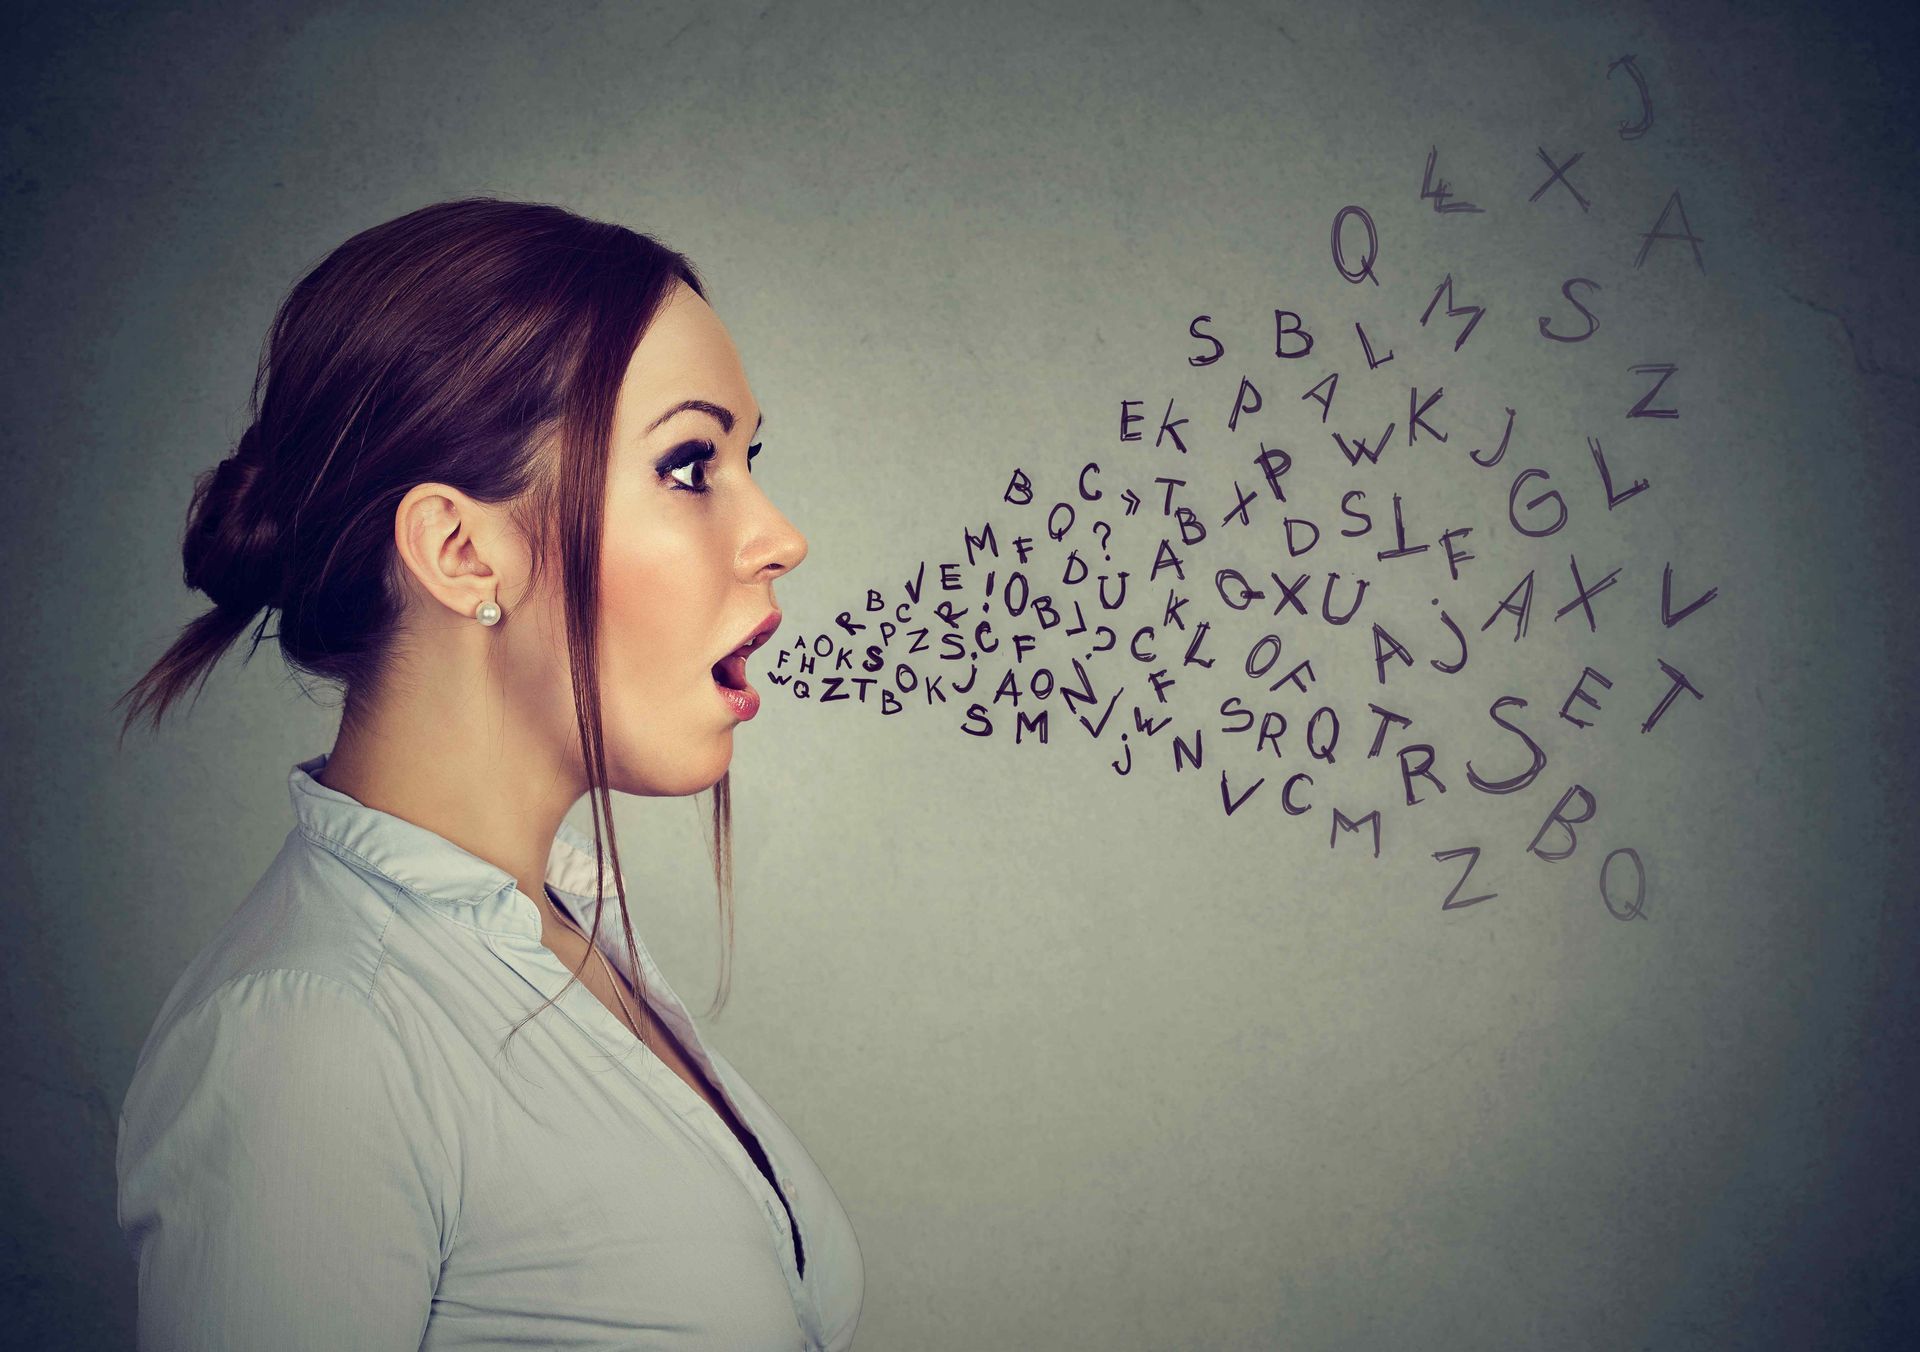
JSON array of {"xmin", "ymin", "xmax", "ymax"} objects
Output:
[{"xmin": 112, "ymin": 197, "xmax": 864, "ymax": 1350}]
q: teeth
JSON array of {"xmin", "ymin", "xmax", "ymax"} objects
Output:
[{"xmin": 728, "ymin": 624, "xmax": 773, "ymax": 661}]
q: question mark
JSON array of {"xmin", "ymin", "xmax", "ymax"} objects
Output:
[{"xmin": 1092, "ymin": 520, "xmax": 1112, "ymax": 561}]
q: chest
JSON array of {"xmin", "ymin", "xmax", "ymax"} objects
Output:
[{"xmin": 548, "ymin": 929, "xmax": 806, "ymax": 1274}]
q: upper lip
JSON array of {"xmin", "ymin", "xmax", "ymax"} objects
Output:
[{"xmin": 722, "ymin": 610, "xmax": 781, "ymax": 663}]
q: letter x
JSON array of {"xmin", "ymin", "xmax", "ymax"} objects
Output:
[{"xmin": 1529, "ymin": 147, "xmax": 1591, "ymax": 213}]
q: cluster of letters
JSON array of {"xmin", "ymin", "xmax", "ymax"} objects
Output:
[{"xmin": 774, "ymin": 60, "xmax": 1714, "ymax": 920}]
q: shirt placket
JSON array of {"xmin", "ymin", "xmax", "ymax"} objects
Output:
[
  {"xmin": 486, "ymin": 925, "xmax": 823, "ymax": 1347},
  {"xmin": 690, "ymin": 1051, "xmax": 820, "ymax": 1344},
  {"xmin": 635, "ymin": 979, "xmax": 822, "ymax": 1346}
]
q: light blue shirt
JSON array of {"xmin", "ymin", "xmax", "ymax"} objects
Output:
[{"xmin": 116, "ymin": 752, "xmax": 865, "ymax": 1350}]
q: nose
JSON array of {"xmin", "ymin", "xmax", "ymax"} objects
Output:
[{"xmin": 738, "ymin": 492, "xmax": 808, "ymax": 582}]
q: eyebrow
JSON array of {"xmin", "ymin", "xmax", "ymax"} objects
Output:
[{"xmin": 644, "ymin": 399, "xmax": 765, "ymax": 437}]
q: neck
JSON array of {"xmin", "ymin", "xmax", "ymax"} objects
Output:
[{"xmin": 316, "ymin": 699, "xmax": 582, "ymax": 931}]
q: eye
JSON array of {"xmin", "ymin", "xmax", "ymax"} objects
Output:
[
  {"xmin": 655, "ymin": 437, "xmax": 762, "ymax": 494},
  {"xmin": 656, "ymin": 439, "xmax": 717, "ymax": 494}
]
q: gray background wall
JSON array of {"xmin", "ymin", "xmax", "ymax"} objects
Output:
[{"xmin": 5, "ymin": 1, "xmax": 1916, "ymax": 1347}]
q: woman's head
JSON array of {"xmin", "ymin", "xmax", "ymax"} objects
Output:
[
  {"xmin": 383, "ymin": 275, "xmax": 806, "ymax": 800},
  {"xmin": 116, "ymin": 195, "xmax": 805, "ymax": 1018}
]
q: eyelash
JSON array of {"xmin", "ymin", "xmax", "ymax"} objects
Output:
[{"xmin": 658, "ymin": 439, "xmax": 762, "ymax": 494}]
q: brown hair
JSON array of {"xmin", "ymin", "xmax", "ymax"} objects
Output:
[{"xmin": 112, "ymin": 195, "xmax": 738, "ymax": 1048}]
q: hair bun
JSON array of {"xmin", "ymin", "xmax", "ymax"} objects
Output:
[{"xmin": 184, "ymin": 426, "xmax": 286, "ymax": 614}]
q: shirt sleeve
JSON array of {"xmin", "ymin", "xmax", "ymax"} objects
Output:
[{"xmin": 117, "ymin": 967, "xmax": 451, "ymax": 1351}]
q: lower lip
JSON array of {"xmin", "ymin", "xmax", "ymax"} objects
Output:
[{"xmin": 714, "ymin": 675, "xmax": 760, "ymax": 721}]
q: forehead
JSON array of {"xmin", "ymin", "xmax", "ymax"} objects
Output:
[{"xmin": 617, "ymin": 283, "xmax": 755, "ymax": 429}]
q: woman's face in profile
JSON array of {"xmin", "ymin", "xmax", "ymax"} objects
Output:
[{"xmin": 587, "ymin": 280, "xmax": 807, "ymax": 795}]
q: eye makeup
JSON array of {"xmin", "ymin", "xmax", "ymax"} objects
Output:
[{"xmin": 655, "ymin": 438, "xmax": 764, "ymax": 494}]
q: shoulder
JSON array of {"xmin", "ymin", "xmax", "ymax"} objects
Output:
[
  {"xmin": 176, "ymin": 965, "xmax": 395, "ymax": 1034},
  {"xmin": 118, "ymin": 966, "xmax": 458, "ymax": 1211},
  {"xmin": 133, "ymin": 832, "xmax": 389, "ymax": 1038},
  {"xmin": 121, "ymin": 968, "xmax": 412, "ymax": 1131},
  {"xmin": 139, "ymin": 824, "xmax": 449, "ymax": 1058}
]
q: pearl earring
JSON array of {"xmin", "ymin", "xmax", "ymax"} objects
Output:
[{"xmin": 476, "ymin": 598, "xmax": 502, "ymax": 626}]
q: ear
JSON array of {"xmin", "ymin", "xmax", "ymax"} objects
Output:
[{"xmin": 392, "ymin": 484, "xmax": 519, "ymax": 622}]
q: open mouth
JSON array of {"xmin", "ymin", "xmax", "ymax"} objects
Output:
[
  {"xmin": 711, "ymin": 650, "xmax": 750, "ymax": 691},
  {"xmin": 710, "ymin": 612, "xmax": 779, "ymax": 720}
]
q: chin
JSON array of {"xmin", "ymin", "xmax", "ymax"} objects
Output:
[{"xmin": 606, "ymin": 738, "xmax": 732, "ymax": 799}]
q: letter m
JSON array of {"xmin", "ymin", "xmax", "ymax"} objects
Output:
[
  {"xmin": 1329, "ymin": 806, "xmax": 1383, "ymax": 858},
  {"xmin": 1418, "ymin": 273, "xmax": 1486, "ymax": 352}
]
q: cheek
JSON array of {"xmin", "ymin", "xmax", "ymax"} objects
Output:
[{"xmin": 599, "ymin": 534, "xmax": 723, "ymax": 685}]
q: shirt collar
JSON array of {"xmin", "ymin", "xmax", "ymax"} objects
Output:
[{"xmin": 288, "ymin": 751, "xmax": 624, "ymax": 934}]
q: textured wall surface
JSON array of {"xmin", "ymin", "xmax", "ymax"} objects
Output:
[{"xmin": 4, "ymin": 1, "xmax": 1916, "ymax": 1347}]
